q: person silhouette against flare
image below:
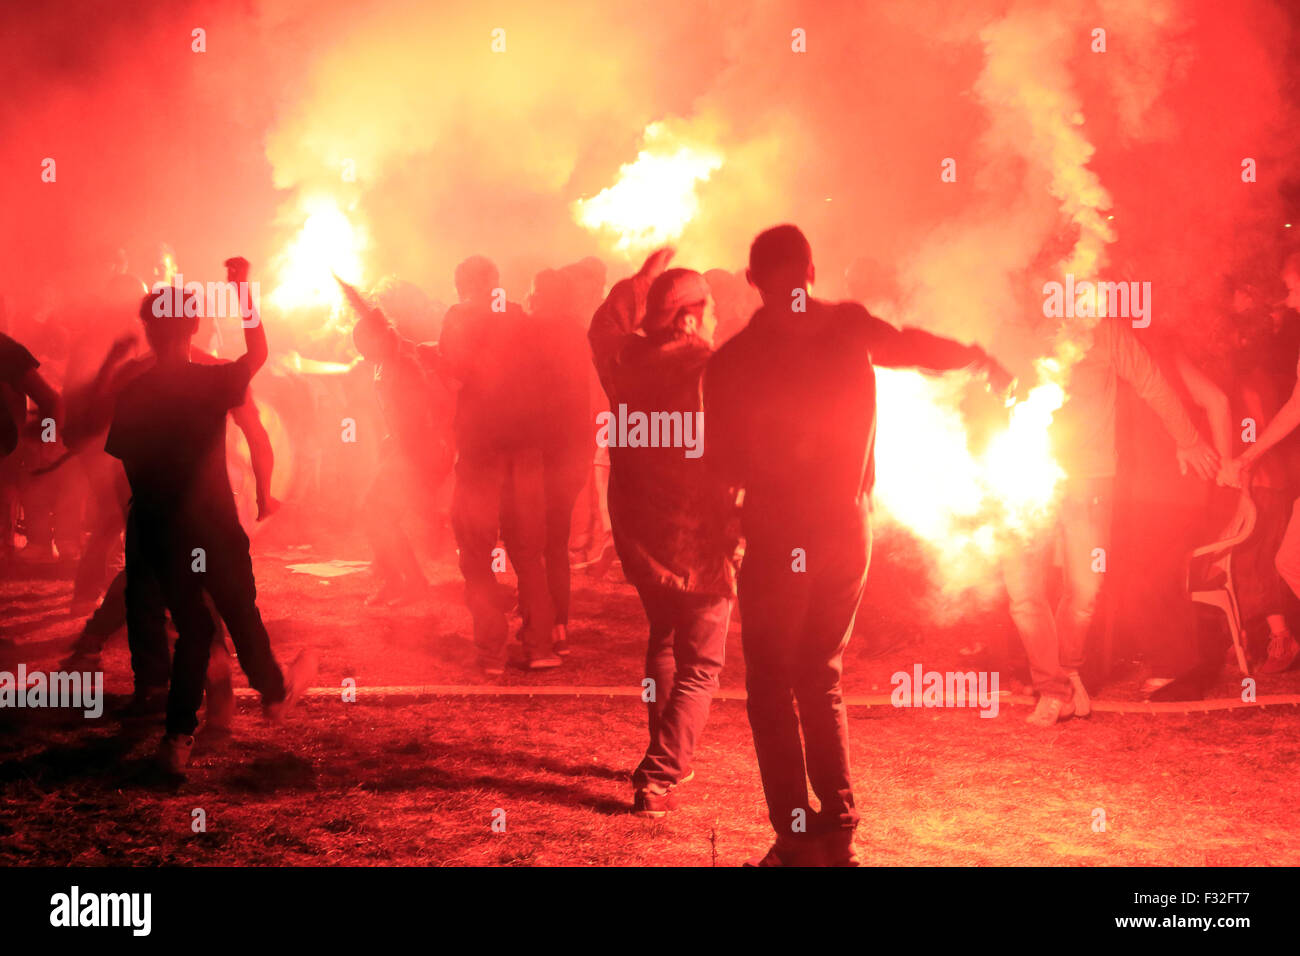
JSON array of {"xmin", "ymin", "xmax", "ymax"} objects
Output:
[
  {"xmin": 104, "ymin": 260, "xmax": 315, "ymax": 773},
  {"xmin": 1003, "ymin": 314, "xmax": 1217, "ymax": 727},
  {"xmin": 704, "ymin": 224, "xmax": 1012, "ymax": 866},
  {"xmin": 440, "ymin": 256, "xmax": 559, "ymax": 673},
  {"xmin": 589, "ymin": 249, "xmax": 741, "ymax": 818}
]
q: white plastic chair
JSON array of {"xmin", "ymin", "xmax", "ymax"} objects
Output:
[{"xmin": 1185, "ymin": 485, "xmax": 1257, "ymax": 676}]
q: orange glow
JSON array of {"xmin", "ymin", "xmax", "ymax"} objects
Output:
[
  {"xmin": 874, "ymin": 363, "xmax": 1067, "ymax": 598},
  {"xmin": 268, "ymin": 196, "xmax": 367, "ymax": 313},
  {"xmin": 572, "ymin": 122, "xmax": 722, "ymax": 256}
]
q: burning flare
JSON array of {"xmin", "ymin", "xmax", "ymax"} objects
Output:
[
  {"xmin": 268, "ymin": 196, "xmax": 367, "ymax": 314},
  {"xmin": 573, "ymin": 122, "xmax": 722, "ymax": 256}
]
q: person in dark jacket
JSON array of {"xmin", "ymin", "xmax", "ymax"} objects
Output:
[
  {"xmin": 705, "ymin": 224, "xmax": 1011, "ymax": 865},
  {"xmin": 590, "ymin": 252, "xmax": 740, "ymax": 817},
  {"xmin": 442, "ymin": 256, "xmax": 559, "ymax": 673}
]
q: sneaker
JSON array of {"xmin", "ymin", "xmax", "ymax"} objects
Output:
[
  {"xmin": 264, "ymin": 649, "xmax": 318, "ymax": 723},
  {"xmin": 744, "ymin": 835, "xmax": 821, "ymax": 867},
  {"xmin": 524, "ymin": 653, "xmax": 563, "ymax": 671},
  {"xmin": 477, "ymin": 656, "xmax": 506, "ymax": 677},
  {"xmin": 552, "ymin": 624, "xmax": 570, "ymax": 657},
  {"xmin": 1140, "ymin": 676, "xmax": 1175, "ymax": 696},
  {"xmin": 1026, "ymin": 692, "xmax": 1075, "ymax": 727},
  {"xmin": 1258, "ymin": 630, "xmax": 1300, "ymax": 675},
  {"xmin": 1065, "ymin": 671, "xmax": 1091, "ymax": 718},
  {"xmin": 632, "ymin": 784, "xmax": 680, "ymax": 818},
  {"xmin": 157, "ymin": 733, "xmax": 194, "ymax": 773}
]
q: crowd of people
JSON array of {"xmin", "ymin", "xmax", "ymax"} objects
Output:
[{"xmin": 3, "ymin": 223, "xmax": 1300, "ymax": 866}]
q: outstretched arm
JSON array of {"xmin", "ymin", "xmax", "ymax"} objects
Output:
[
  {"xmin": 864, "ymin": 310, "xmax": 1014, "ymax": 397},
  {"xmin": 1110, "ymin": 322, "xmax": 1217, "ymax": 479}
]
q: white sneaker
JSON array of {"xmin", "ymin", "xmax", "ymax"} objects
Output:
[{"xmin": 1026, "ymin": 693, "xmax": 1075, "ymax": 727}]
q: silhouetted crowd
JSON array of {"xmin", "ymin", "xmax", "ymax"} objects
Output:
[{"xmin": 4, "ymin": 225, "xmax": 1300, "ymax": 866}]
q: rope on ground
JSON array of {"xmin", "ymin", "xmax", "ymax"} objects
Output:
[{"xmin": 231, "ymin": 685, "xmax": 1300, "ymax": 713}]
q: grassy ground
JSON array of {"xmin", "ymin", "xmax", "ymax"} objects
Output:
[{"xmin": 3, "ymin": 519, "xmax": 1299, "ymax": 866}]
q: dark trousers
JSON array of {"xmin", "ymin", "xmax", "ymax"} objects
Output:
[
  {"xmin": 452, "ymin": 447, "xmax": 554, "ymax": 660},
  {"xmin": 541, "ymin": 450, "xmax": 588, "ymax": 627},
  {"xmin": 739, "ymin": 517, "xmax": 869, "ymax": 838},
  {"xmin": 74, "ymin": 513, "xmax": 172, "ymax": 692},
  {"xmin": 632, "ymin": 582, "xmax": 730, "ymax": 790},
  {"xmin": 135, "ymin": 515, "xmax": 284, "ymax": 735}
]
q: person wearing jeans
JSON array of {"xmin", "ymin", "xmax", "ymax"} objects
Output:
[
  {"xmin": 633, "ymin": 582, "xmax": 730, "ymax": 793},
  {"xmin": 589, "ymin": 255, "xmax": 740, "ymax": 818},
  {"xmin": 1008, "ymin": 319, "xmax": 1217, "ymax": 726},
  {"xmin": 1001, "ymin": 477, "xmax": 1112, "ymax": 708},
  {"xmin": 705, "ymin": 225, "xmax": 1011, "ymax": 866}
]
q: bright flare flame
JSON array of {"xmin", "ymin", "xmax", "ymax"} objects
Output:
[
  {"xmin": 268, "ymin": 196, "xmax": 366, "ymax": 313},
  {"xmin": 573, "ymin": 122, "xmax": 722, "ymax": 255},
  {"xmin": 874, "ymin": 365, "xmax": 1067, "ymax": 602}
]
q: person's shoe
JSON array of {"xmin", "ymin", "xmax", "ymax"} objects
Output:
[
  {"xmin": 1066, "ymin": 670, "xmax": 1091, "ymax": 718},
  {"xmin": 744, "ymin": 835, "xmax": 821, "ymax": 867},
  {"xmin": 1140, "ymin": 676, "xmax": 1175, "ymax": 697},
  {"xmin": 157, "ymin": 733, "xmax": 194, "ymax": 773},
  {"xmin": 524, "ymin": 652, "xmax": 563, "ymax": 671},
  {"xmin": 477, "ymin": 655, "xmax": 506, "ymax": 677},
  {"xmin": 1257, "ymin": 630, "xmax": 1300, "ymax": 674},
  {"xmin": 551, "ymin": 624, "xmax": 570, "ymax": 657},
  {"xmin": 817, "ymin": 829, "xmax": 861, "ymax": 867},
  {"xmin": 1026, "ymin": 692, "xmax": 1075, "ymax": 727},
  {"xmin": 264, "ymin": 649, "xmax": 318, "ymax": 723},
  {"xmin": 677, "ymin": 768, "xmax": 695, "ymax": 787},
  {"xmin": 632, "ymin": 783, "xmax": 680, "ymax": 818}
]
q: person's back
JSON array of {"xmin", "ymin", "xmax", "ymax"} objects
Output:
[
  {"xmin": 607, "ymin": 331, "xmax": 734, "ymax": 595},
  {"xmin": 707, "ymin": 298, "xmax": 879, "ymax": 537},
  {"xmin": 441, "ymin": 299, "xmax": 539, "ymax": 454},
  {"xmin": 107, "ymin": 359, "xmax": 246, "ymax": 533}
]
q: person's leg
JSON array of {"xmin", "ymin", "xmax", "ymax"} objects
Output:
[
  {"xmin": 739, "ymin": 537, "xmax": 814, "ymax": 838},
  {"xmin": 451, "ymin": 452, "xmax": 510, "ymax": 667},
  {"xmin": 634, "ymin": 588, "xmax": 730, "ymax": 791},
  {"xmin": 634, "ymin": 582, "xmax": 676, "ymax": 737},
  {"xmin": 543, "ymin": 451, "xmax": 587, "ymax": 628},
  {"xmin": 505, "ymin": 448, "xmax": 556, "ymax": 659},
  {"xmin": 1055, "ymin": 478, "xmax": 1113, "ymax": 675},
  {"xmin": 201, "ymin": 523, "xmax": 286, "ymax": 705},
  {"xmin": 792, "ymin": 522, "xmax": 868, "ymax": 837},
  {"xmin": 1274, "ymin": 496, "xmax": 1300, "ymax": 599},
  {"xmin": 123, "ymin": 514, "xmax": 171, "ymax": 695},
  {"xmin": 632, "ymin": 581, "xmax": 677, "ymax": 788},
  {"xmin": 1001, "ymin": 524, "xmax": 1069, "ymax": 700},
  {"xmin": 148, "ymin": 534, "xmax": 217, "ymax": 737},
  {"xmin": 71, "ymin": 455, "xmax": 123, "ymax": 607}
]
